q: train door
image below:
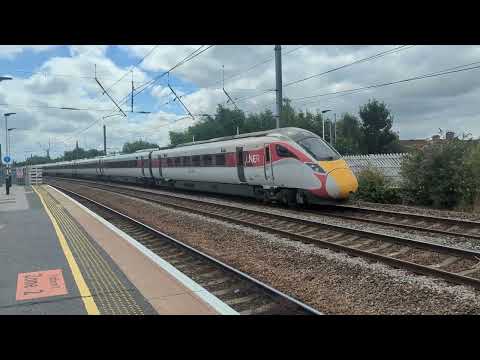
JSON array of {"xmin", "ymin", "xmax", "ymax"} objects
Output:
[
  {"xmin": 140, "ymin": 156, "xmax": 145, "ymax": 177},
  {"xmin": 264, "ymin": 144, "xmax": 274, "ymax": 184},
  {"xmin": 100, "ymin": 159, "xmax": 104, "ymax": 176},
  {"xmin": 148, "ymin": 152, "xmax": 154, "ymax": 179},
  {"xmin": 158, "ymin": 155, "xmax": 163, "ymax": 178},
  {"xmin": 236, "ymin": 147, "xmax": 246, "ymax": 183},
  {"xmin": 95, "ymin": 159, "xmax": 99, "ymax": 176}
]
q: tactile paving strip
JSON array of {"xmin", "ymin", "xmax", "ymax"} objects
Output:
[{"xmin": 36, "ymin": 186, "xmax": 146, "ymax": 315}]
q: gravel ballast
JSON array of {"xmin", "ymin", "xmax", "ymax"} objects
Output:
[
  {"xmin": 349, "ymin": 200, "xmax": 480, "ymax": 221},
  {"xmin": 54, "ymin": 182, "xmax": 480, "ymax": 314}
]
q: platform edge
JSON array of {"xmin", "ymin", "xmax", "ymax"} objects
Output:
[
  {"xmin": 31, "ymin": 185, "xmax": 100, "ymax": 315},
  {"xmin": 46, "ymin": 184, "xmax": 239, "ymax": 315}
]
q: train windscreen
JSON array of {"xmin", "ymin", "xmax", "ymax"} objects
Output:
[
  {"xmin": 296, "ymin": 137, "xmax": 340, "ymax": 161},
  {"xmin": 270, "ymin": 128, "xmax": 341, "ymax": 161}
]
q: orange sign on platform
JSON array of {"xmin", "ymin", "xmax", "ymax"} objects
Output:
[{"xmin": 16, "ymin": 269, "xmax": 68, "ymax": 301}]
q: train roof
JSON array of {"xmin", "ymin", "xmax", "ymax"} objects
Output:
[
  {"xmin": 170, "ymin": 127, "xmax": 316, "ymax": 148},
  {"xmin": 37, "ymin": 127, "xmax": 324, "ymax": 167}
]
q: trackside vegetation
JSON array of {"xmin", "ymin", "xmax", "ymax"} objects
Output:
[{"xmin": 355, "ymin": 134, "xmax": 480, "ymax": 211}]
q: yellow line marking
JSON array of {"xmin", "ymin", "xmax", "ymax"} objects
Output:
[{"xmin": 32, "ymin": 185, "xmax": 100, "ymax": 315}]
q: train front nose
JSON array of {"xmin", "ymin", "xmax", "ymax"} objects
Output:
[{"xmin": 321, "ymin": 161, "xmax": 358, "ymax": 200}]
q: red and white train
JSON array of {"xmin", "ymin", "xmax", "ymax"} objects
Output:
[{"xmin": 41, "ymin": 127, "xmax": 358, "ymax": 205}]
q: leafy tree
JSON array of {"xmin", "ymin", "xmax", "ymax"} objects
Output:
[
  {"xmin": 169, "ymin": 131, "xmax": 191, "ymax": 146},
  {"xmin": 122, "ymin": 140, "xmax": 158, "ymax": 154},
  {"xmin": 465, "ymin": 142, "xmax": 480, "ymax": 210},
  {"xmin": 400, "ymin": 134, "xmax": 478, "ymax": 209},
  {"xmin": 359, "ymin": 99, "xmax": 402, "ymax": 154},
  {"xmin": 169, "ymin": 98, "xmax": 406, "ymax": 156},
  {"xmin": 15, "ymin": 155, "xmax": 52, "ymax": 167},
  {"xmin": 335, "ymin": 113, "xmax": 362, "ymax": 155},
  {"xmin": 169, "ymin": 101, "xmax": 328, "ymax": 146},
  {"xmin": 353, "ymin": 167, "xmax": 401, "ymax": 203}
]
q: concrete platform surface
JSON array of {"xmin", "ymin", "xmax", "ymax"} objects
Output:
[{"xmin": 0, "ymin": 185, "xmax": 231, "ymax": 315}]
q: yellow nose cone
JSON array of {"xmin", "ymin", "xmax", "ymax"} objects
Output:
[{"xmin": 319, "ymin": 159, "xmax": 358, "ymax": 199}]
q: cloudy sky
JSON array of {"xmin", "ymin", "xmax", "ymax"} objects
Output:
[{"xmin": 1, "ymin": 44, "xmax": 479, "ymax": 161}]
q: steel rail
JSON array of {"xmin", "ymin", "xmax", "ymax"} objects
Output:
[
  {"xmin": 48, "ymin": 177, "xmax": 480, "ymax": 260},
  {"xmin": 51, "ymin": 183, "xmax": 322, "ymax": 315},
  {"xmin": 49, "ymin": 178, "xmax": 480, "ymax": 291}
]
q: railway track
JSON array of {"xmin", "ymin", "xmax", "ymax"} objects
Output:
[
  {"xmin": 48, "ymin": 177, "xmax": 480, "ymax": 291},
  {"xmin": 46, "ymin": 176, "xmax": 480, "ymax": 242},
  {"xmin": 51, "ymin": 184, "xmax": 320, "ymax": 315},
  {"xmin": 316, "ymin": 204, "xmax": 480, "ymax": 241}
]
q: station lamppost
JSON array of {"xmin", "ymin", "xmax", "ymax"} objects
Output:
[
  {"xmin": 7, "ymin": 127, "xmax": 16, "ymax": 160},
  {"xmin": 3, "ymin": 112, "xmax": 15, "ymax": 194},
  {"xmin": 4, "ymin": 113, "xmax": 16, "ymax": 168},
  {"xmin": 0, "ymin": 77, "xmax": 12, "ymax": 183},
  {"xmin": 320, "ymin": 109, "xmax": 331, "ymax": 140}
]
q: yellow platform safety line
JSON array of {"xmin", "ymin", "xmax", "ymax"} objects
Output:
[{"xmin": 32, "ymin": 185, "xmax": 100, "ymax": 315}]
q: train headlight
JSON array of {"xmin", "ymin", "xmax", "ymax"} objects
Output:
[{"xmin": 305, "ymin": 162, "xmax": 325, "ymax": 173}]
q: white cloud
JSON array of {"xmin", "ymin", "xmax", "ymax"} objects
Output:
[
  {"xmin": 0, "ymin": 45, "xmax": 58, "ymax": 59},
  {"xmin": 4, "ymin": 44, "xmax": 480, "ymax": 161}
]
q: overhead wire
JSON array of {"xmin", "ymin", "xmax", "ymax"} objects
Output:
[
  {"xmin": 203, "ymin": 45, "xmax": 307, "ymax": 90},
  {"xmin": 289, "ymin": 60, "xmax": 480, "ymax": 105},
  {"xmin": 283, "ymin": 45, "xmax": 416, "ymax": 88},
  {"xmin": 59, "ymin": 46, "xmax": 215, "ymax": 146},
  {"xmin": 233, "ymin": 45, "xmax": 416, "ymax": 105},
  {"xmin": 130, "ymin": 45, "xmax": 215, "ymax": 100},
  {"xmin": 102, "ymin": 44, "xmax": 160, "ymax": 93}
]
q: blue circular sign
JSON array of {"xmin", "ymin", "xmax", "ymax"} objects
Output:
[{"xmin": 3, "ymin": 156, "xmax": 11, "ymax": 164}]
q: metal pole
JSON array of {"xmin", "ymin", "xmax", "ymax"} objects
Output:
[
  {"xmin": 274, "ymin": 45, "xmax": 282, "ymax": 129},
  {"xmin": 322, "ymin": 116, "xmax": 325, "ymax": 140},
  {"xmin": 4, "ymin": 115, "xmax": 7, "ymax": 157},
  {"xmin": 329, "ymin": 120, "xmax": 332, "ymax": 144},
  {"xmin": 0, "ymin": 143, "xmax": 2, "ymax": 186},
  {"xmin": 103, "ymin": 124, "xmax": 107, "ymax": 156},
  {"xmin": 4, "ymin": 116, "xmax": 8, "ymax": 192},
  {"xmin": 131, "ymin": 70, "xmax": 134, "ymax": 113},
  {"xmin": 334, "ymin": 113, "xmax": 337, "ymax": 146}
]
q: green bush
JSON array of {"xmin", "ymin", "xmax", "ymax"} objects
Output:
[
  {"xmin": 400, "ymin": 138, "xmax": 480, "ymax": 209},
  {"xmin": 353, "ymin": 167, "xmax": 401, "ymax": 203}
]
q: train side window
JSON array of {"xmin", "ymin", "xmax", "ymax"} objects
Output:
[
  {"xmin": 167, "ymin": 158, "xmax": 174, "ymax": 167},
  {"xmin": 203, "ymin": 154, "xmax": 213, "ymax": 166},
  {"xmin": 215, "ymin": 154, "xmax": 226, "ymax": 166},
  {"xmin": 265, "ymin": 146, "xmax": 270, "ymax": 162},
  {"xmin": 276, "ymin": 144, "xmax": 298, "ymax": 158},
  {"xmin": 183, "ymin": 156, "xmax": 190, "ymax": 166},
  {"xmin": 192, "ymin": 155, "xmax": 201, "ymax": 166},
  {"xmin": 175, "ymin": 157, "xmax": 181, "ymax": 167}
]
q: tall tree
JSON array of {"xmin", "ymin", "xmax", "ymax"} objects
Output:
[
  {"xmin": 122, "ymin": 140, "xmax": 158, "ymax": 154},
  {"xmin": 335, "ymin": 113, "xmax": 362, "ymax": 155},
  {"xmin": 359, "ymin": 98, "xmax": 401, "ymax": 154}
]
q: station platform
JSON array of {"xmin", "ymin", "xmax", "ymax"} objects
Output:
[{"xmin": 0, "ymin": 184, "xmax": 233, "ymax": 315}]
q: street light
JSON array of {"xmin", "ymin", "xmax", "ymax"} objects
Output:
[
  {"xmin": 320, "ymin": 109, "xmax": 331, "ymax": 140},
  {"xmin": 2, "ymin": 112, "xmax": 15, "ymax": 192},
  {"xmin": 7, "ymin": 128, "xmax": 16, "ymax": 161},
  {"xmin": 4, "ymin": 112, "xmax": 16, "ymax": 159}
]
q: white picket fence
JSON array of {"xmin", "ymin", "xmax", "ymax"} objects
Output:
[{"xmin": 344, "ymin": 153, "xmax": 408, "ymax": 184}]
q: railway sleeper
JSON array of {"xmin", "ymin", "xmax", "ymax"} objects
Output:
[
  {"xmin": 386, "ymin": 246, "xmax": 411, "ymax": 258},
  {"xmin": 202, "ymin": 276, "xmax": 231, "ymax": 287},
  {"xmin": 225, "ymin": 294, "xmax": 259, "ymax": 307},
  {"xmin": 431, "ymin": 256, "xmax": 460, "ymax": 269},
  {"xmin": 240, "ymin": 302, "xmax": 278, "ymax": 315}
]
